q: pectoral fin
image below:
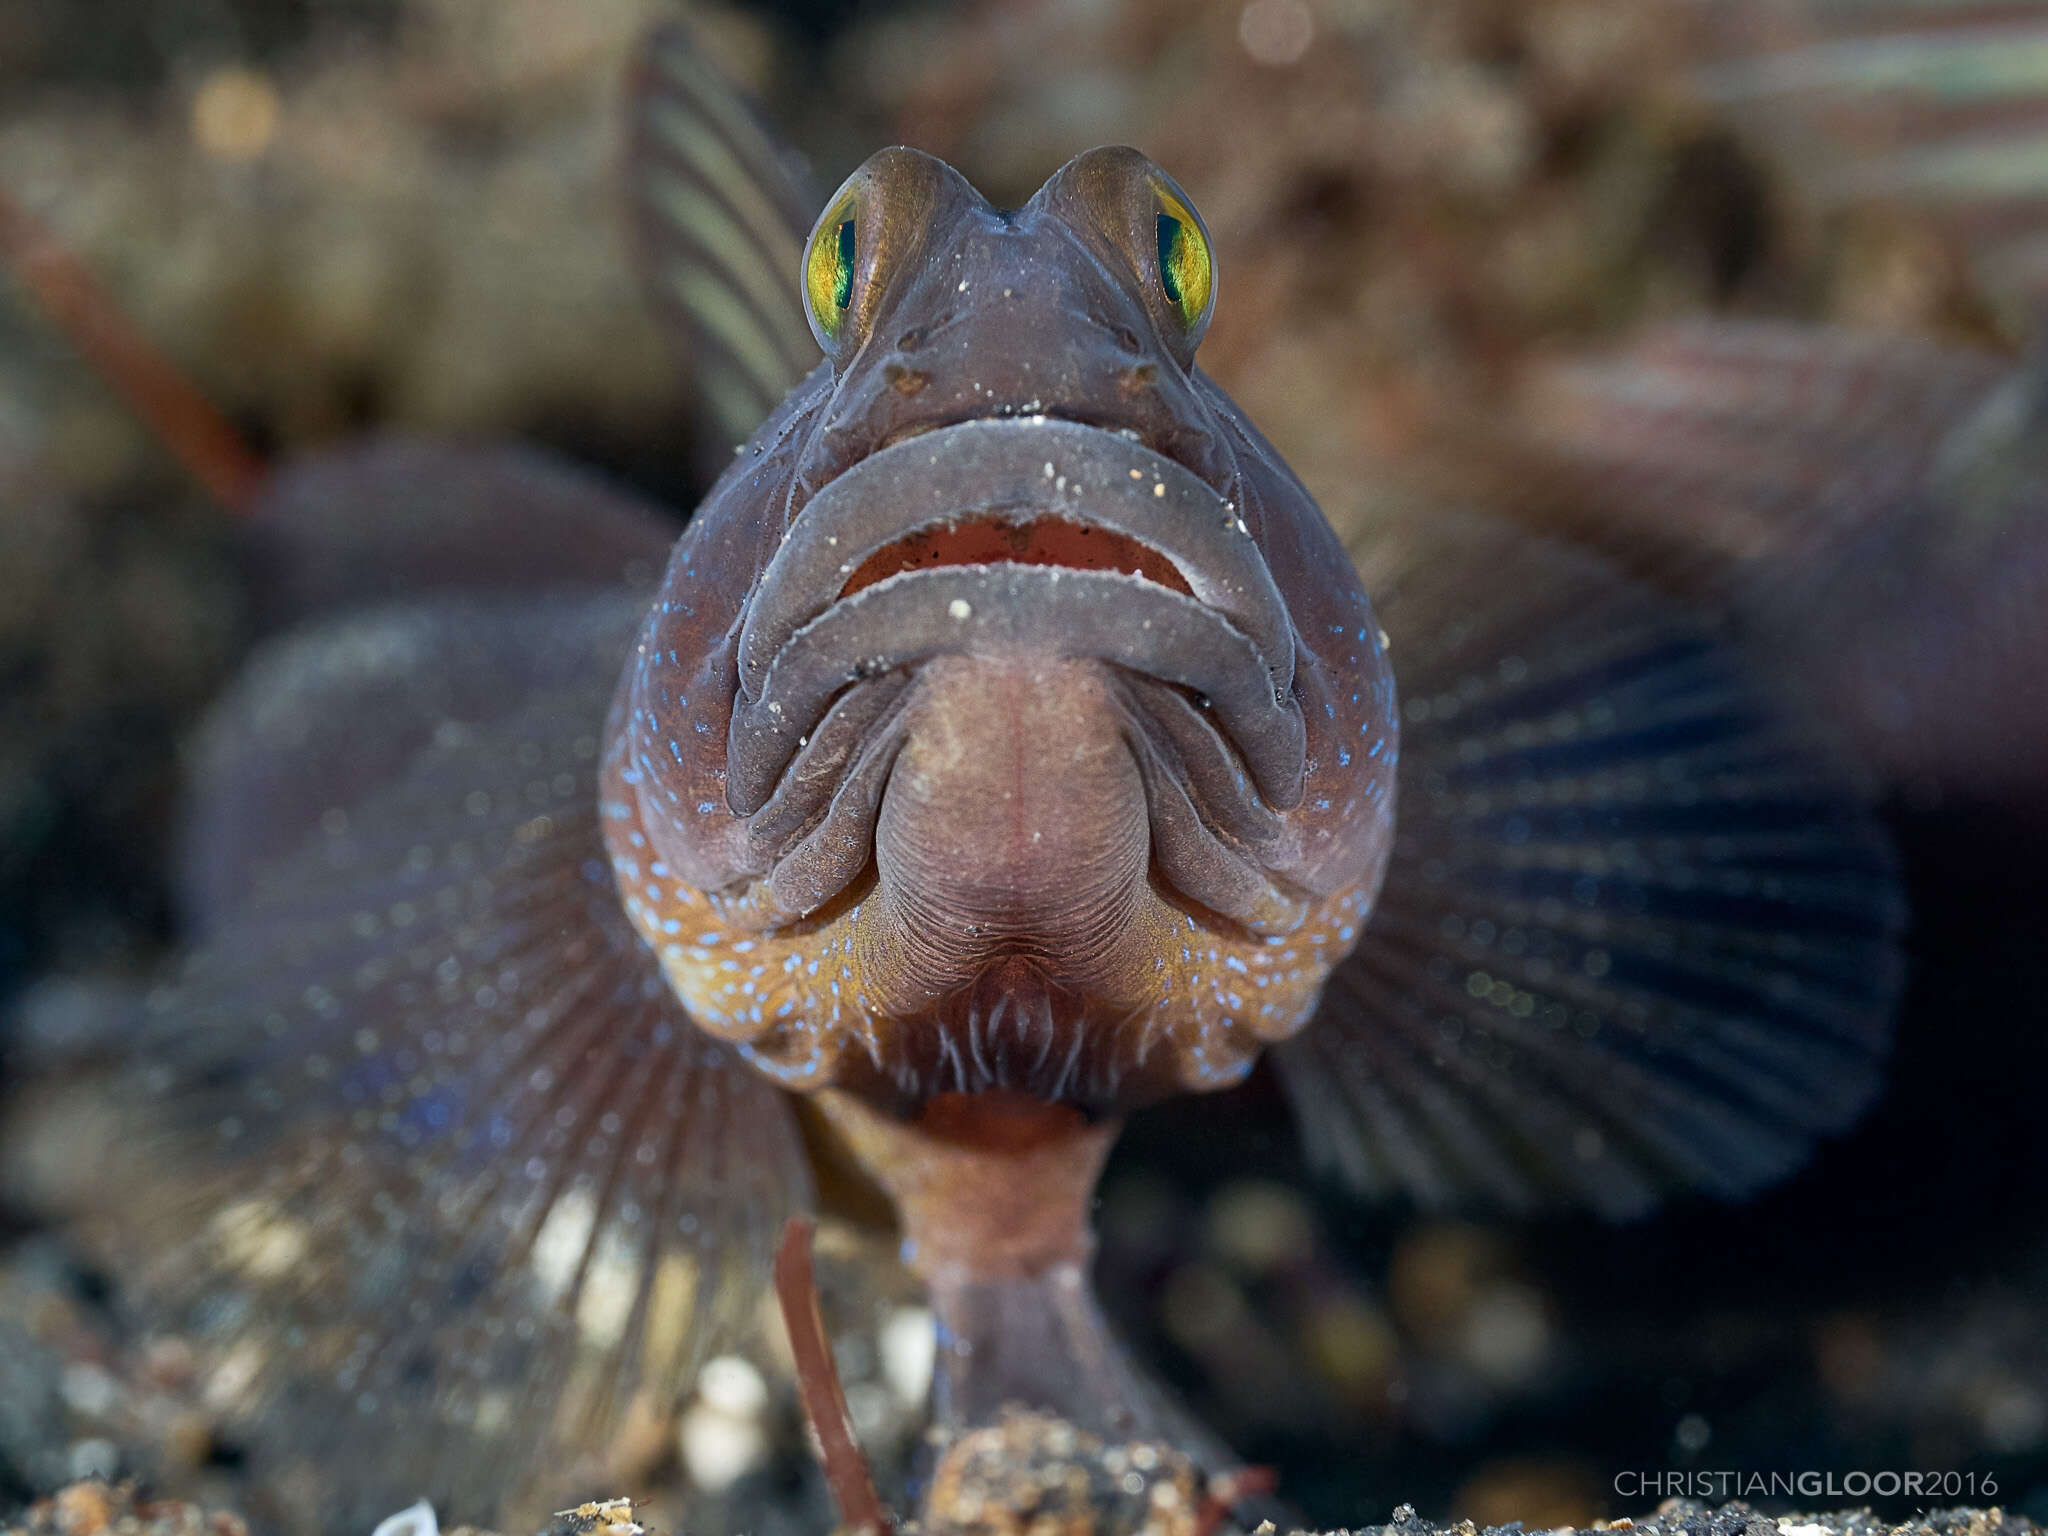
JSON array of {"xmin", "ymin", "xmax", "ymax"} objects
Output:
[
  {"xmin": 101, "ymin": 598, "xmax": 811, "ymax": 1521},
  {"xmin": 244, "ymin": 435, "xmax": 678, "ymax": 630},
  {"xmin": 180, "ymin": 595, "xmax": 654, "ymax": 927},
  {"xmin": 1277, "ymin": 508, "xmax": 1904, "ymax": 1218}
]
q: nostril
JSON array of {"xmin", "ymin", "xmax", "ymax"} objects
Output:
[
  {"xmin": 1111, "ymin": 324, "xmax": 1143, "ymax": 354},
  {"xmin": 884, "ymin": 363, "xmax": 929, "ymax": 397},
  {"xmin": 896, "ymin": 325, "xmax": 929, "ymax": 352}
]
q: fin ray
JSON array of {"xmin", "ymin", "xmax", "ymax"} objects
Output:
[
  {"xmin": 101, "ymin": 598, "xmax": 812, "ymax": 1520},
  {"xmin": 1279, "ymin": 510, "xmax": 1903, "ymax": 1219},
  {"xmin": 1696, "ymin": 0, "xmax": 2048, "ymax": 310},
  {"xmin": 626, "ymin": 23, "xmax": 821, "ymax": 448}
]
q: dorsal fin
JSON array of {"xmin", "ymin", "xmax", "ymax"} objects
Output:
[
  {"xmin": 625, "ymin": 21, "xmax": 823, "ymax": 452},
  {"xmin": 1695, "ymin": 0, "xmax": 2048, "ymax": 321}
]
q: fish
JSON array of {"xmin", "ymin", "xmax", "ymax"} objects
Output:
[{"xmin": 78, "ymin": 21, "xmax": 1904, "ymax": 1527}]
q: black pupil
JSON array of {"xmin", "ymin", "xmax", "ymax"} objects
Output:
[
  {"xmin": 1157, "ymin": 214, "xmax": 1183, "ymax": 306},
  {"xmin": 833, "ymin": 218, "xmax": 855, "ymax": 309}
]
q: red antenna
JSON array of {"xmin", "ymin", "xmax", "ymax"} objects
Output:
[
  {"xmin": 773, "ymin": 1218, "xmax": 896, "ymax": 1536},
  {"xmin": 0, "ymin": 183, "xmax": 266, "ymax": 514},
  {"xmin": 1194, "ymin": 1465, "xmax": 1280, "ymax": 1536}
]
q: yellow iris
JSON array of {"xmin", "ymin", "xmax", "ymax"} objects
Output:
[
  {"xmin": 1154, "ymin": 185, "xmax": 1212, "ymax": 333},
  {"xmin": 805, "ymin": 194, "xmax": 857, "ymax": 342}
]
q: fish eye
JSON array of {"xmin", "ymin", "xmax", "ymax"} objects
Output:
[
  {"xmin": 798, "ymin": 149, "xmax": 970, "ymax": 362},
  {"xmin": 1041, "ymin": 149, "xmax": 1217, "ymax": 361},
  {"xmin": 1153, "ymin": 184, "xmax": 1214, "ymax": 336},
  {"xmin": 804, "ymin": 188, "xmax": 860, "ymax": 351}
]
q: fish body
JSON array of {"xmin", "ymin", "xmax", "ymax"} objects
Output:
[
  {"xmin": 601, "ymin": 144, "xmax": 1398, "ymax": 1444},
  {"xmin": 70, "ymin": 25, "xmax": 1905, "ymax": 1526}
]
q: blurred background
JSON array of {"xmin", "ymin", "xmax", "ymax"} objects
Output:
[{"xmin": 0, "ymin": 0, "xmax": 2044, "ymax": 1530}]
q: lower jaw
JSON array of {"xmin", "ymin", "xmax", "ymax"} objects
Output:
[{"xmin": 816, "ymin": 956, "xmax": 1194, "ymax": 1120}]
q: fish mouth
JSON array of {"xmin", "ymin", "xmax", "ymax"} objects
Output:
[{"xmin": 725, "ymin": 417, "xmax": 1306, "ymax": 818}]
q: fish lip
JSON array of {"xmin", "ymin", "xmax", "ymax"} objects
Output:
[
  {"xmin": 726, "ymin": 417, "xmax": 1304, "ymax": 816},
  {"xmin": 753, "ymin": 415, "xmax": 1286, "ymax": 692},
  {"xmin": 869, "ymin": 412, "xmax": 1148, "ymax": 457},
  {"xmin": 745, "ymin": 417, "xmax": 1291, "ymax": 687}
]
